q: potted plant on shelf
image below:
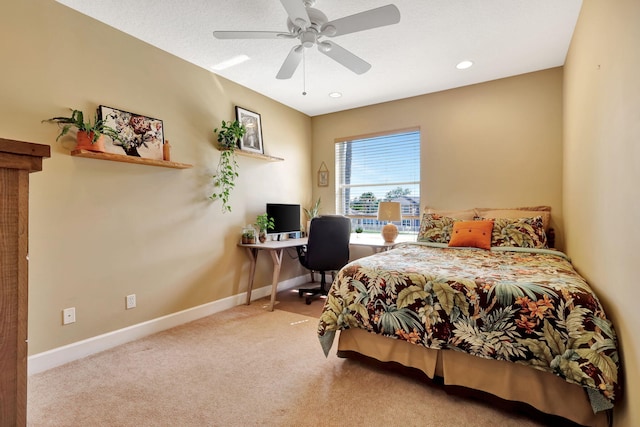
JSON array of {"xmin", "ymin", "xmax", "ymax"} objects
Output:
[
  {"xmin": 303, "ymin": 197, "xmax": 321, "ymax": 235},
  {"xmin": 210, "ymin": 120, "xmax": 246, "ymax": 213},
  {"xmin": 42, "ymin": 108, "xmax": 122, "ymax": 153},
  {"xmin": 255, "ymin": 213, "xmax": 275, "ymax": 243}
]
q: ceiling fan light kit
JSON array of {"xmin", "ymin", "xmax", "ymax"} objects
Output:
[{"xmin": 213, "ymin": 0, "xmax": 401, "ymax": 80}]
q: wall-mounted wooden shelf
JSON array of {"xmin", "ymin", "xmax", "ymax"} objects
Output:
[
  {"xmin": 225, "ymin": 149, "xmax": 284, "ymax": 162},
  {"xmin": 70, "ymin": 149, "xmax": 193, "ymax": 169}
]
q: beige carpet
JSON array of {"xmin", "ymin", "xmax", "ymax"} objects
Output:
[
  {"xmin": 256, "ymin": 287, "xmax": 326, "ymax": 318},
  {"xmin": 27, "ymin": 293, "xmax": 553, "ymax": 426}
]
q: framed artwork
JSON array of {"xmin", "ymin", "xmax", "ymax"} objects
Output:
[
  {"xmin": 235, "ymin": 106, "xmax": 263, "ymax": 154},
  {"xmin": 317, "ymin": 161, "xmax": 329, "ymax": 187},
  {"xmin": 99, "ymin": 105, "xmax": 164, "ymax": 160}
]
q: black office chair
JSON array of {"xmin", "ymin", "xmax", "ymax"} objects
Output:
[{"xmin": 297, "ymin": 215, "xmax": 351, "ymax": 305}]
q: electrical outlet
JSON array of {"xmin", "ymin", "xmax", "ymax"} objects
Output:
[
  {"xmin": 126, "ymin": 294, "xmax": 136, "ymax": 309},
  {"xmin": 63, "ymin": 307, "xmax": 76, "ymax": 325}
]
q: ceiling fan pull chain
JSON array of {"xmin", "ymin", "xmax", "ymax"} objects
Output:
[{"xmin": 302, "ymin": 49, "xmax": 307, "ymax": 96}]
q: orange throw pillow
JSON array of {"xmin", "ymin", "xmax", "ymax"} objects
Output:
[{"xmin": 448, "ymin": 220, "xmax": 494, "ymax": 250}]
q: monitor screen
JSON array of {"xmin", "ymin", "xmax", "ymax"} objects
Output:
[{"xmin": 266, "ymin": 203, "xmax": 301, "ymax": 234}]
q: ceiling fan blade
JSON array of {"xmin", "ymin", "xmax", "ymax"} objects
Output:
[
  {"xmin": 279, "ymin": 0, "xmax": 311, "ymax": 28},
  {"xmin": 321, "ymin": 4, "xmax": 401, "ymax": 37},
  {"xmin": 276, "ymin": 45, "xmax": 304, "ymax": 79},
  {"xmin": 213, "ymin": 31, "xmax": 293, "ymax": 40},
  {"xmin": 318, "ymin": 41, "xmax": 371, "ymax": 75}
]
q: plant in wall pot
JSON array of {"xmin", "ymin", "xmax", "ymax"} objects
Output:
[
  {"xmin": 255, "ymin": 213, "xmax": 275, "ymax": 243},
  {"xmin": 42, "ymin": 108, "xmax": 122, "ymax": 153},
  {"xmin": 210, "ymin": 120, "xmax": 246, "ymax": 213}
]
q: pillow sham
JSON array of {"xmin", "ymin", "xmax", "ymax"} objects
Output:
[
  {"xmin": 425, "ymin": 207, "xmax": 476, "ymax": 221},
  {"xmin": 448, "ymin": 220, "xmax": 494, "ymax": 250},
  {"xmin": 417, "ymin": 213, "xmax": 458, "ymax": 243},
  {"xmin": 484, "ymin": 215, "xmax": 548, "ymax": 249},
  {"xmin": 475, "ymin": 206, "xmax": 551, "ymax": 231}
]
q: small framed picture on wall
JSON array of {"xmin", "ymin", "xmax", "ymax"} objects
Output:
[{"xmin": 317, "ymin": 162, "xmax": 329, "ymax": 187}]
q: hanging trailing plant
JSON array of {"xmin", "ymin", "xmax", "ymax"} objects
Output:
[{"xmin": 210, "ymin": 120, "xmax": 246, "ymax": 213}]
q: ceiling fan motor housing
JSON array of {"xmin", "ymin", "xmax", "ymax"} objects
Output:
[{"xmin": 287, "ymin": 8, "xmax": 328, "ymax": 48}]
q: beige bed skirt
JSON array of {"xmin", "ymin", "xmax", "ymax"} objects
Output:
[{"xmin": 337, "ymin": 328, "xmax": 608, "ymax": 427}]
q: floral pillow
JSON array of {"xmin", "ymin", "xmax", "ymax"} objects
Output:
[
  {"xmin": 484, "ymin": 215, "xmax": 548, "ymax": 249},
  {"xmin": 417, "ymin": 213, "xmax": 458, "ymax": 243}
]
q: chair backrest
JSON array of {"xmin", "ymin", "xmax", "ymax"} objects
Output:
[{"xmin": 305, "ymin": 215, "xmax": 351, "ymax": 272}]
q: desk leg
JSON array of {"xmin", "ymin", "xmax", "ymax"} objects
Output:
[
  {"xmin": 244, "ymin": 248, "xmax": 259, "ymax": 305},
  {"xmin": 268, "ymin": 249, "xmax": 284, "ymax": 312}
]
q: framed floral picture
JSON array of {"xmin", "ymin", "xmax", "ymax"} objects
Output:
[
  {"xmin": 99, "ymin": 105, "xmax": 164, "ymax": 160},
  {"xmin": 235, "ymin": 106, "xmax": 263, "ymax": 154}
]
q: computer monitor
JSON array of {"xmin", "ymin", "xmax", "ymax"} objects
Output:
[{"xmin": 266, "ymin": 203, "xmax": 301, "ymax": 235}]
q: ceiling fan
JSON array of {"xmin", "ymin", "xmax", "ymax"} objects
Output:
[{"xmin": 213, "ymin": 0, "xmax": 401, "ymax": 80}]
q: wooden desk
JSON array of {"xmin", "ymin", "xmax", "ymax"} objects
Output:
[
  {"xmin": 239, "ymin": 234, "xmax": 416, "ymax": 312},
  {"xmin": 239, "ymin": 238, "xmax": 308, "ymax": 311}
]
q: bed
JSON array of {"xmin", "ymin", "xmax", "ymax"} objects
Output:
[{"xmin": 317, "ymin": 208, "xmax": 620, "ymax": 427}]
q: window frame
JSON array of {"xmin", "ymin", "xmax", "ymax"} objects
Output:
[{"xmin": 334, "ymin": 127, "xmax": 421, "ymax": 234}]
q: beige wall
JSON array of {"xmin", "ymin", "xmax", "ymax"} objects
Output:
[
  {"xmin": 0, "ymin": 0, "xmax": 312, "ymax": 354},
  {"xmin": 564, "ymin": 1, "xmax": 639, "ymax": 426},
  {"xmin": 311, "ymin": 68, "xmax": 564, "ymax": 248}
]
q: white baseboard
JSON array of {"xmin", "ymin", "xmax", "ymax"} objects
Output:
[{"xmin": 28, "ymin": 274, "xmax": 311, "ymax": 376}]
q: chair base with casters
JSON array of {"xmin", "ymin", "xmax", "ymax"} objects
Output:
[{"xmin": 298, "ymin": 271, "xmax": 335, "ymax": 305}]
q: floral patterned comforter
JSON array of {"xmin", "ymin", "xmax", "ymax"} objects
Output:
[{"xmin": 318, "ymin": 242, "xmax": 619, "ymax": 411}]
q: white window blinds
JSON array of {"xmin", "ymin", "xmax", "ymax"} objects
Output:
[{"xmin": 335, "ymin": 129, "xmax": 421, "ymax": 232}]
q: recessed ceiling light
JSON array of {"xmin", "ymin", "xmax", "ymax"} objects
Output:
[
  {"xmin": 211, "ymin": 55, "xmax": 250, "ymax": 71},
  {"xmin": 456, "ymin": 60, "xmax": 474, "ymax": 70},
  {"xmin": 329, "ymin": 92, "xmax": 342, "ymax": 98}
]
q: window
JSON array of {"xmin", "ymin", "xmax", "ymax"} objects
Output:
[{"xmin": 335, "ymin": 129, "xmax": 421, "ymax": 234}]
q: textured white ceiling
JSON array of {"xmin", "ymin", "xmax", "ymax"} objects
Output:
[{"xmin": 55, "ymin": 0, "xmax": 582, "ymax": 117}]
